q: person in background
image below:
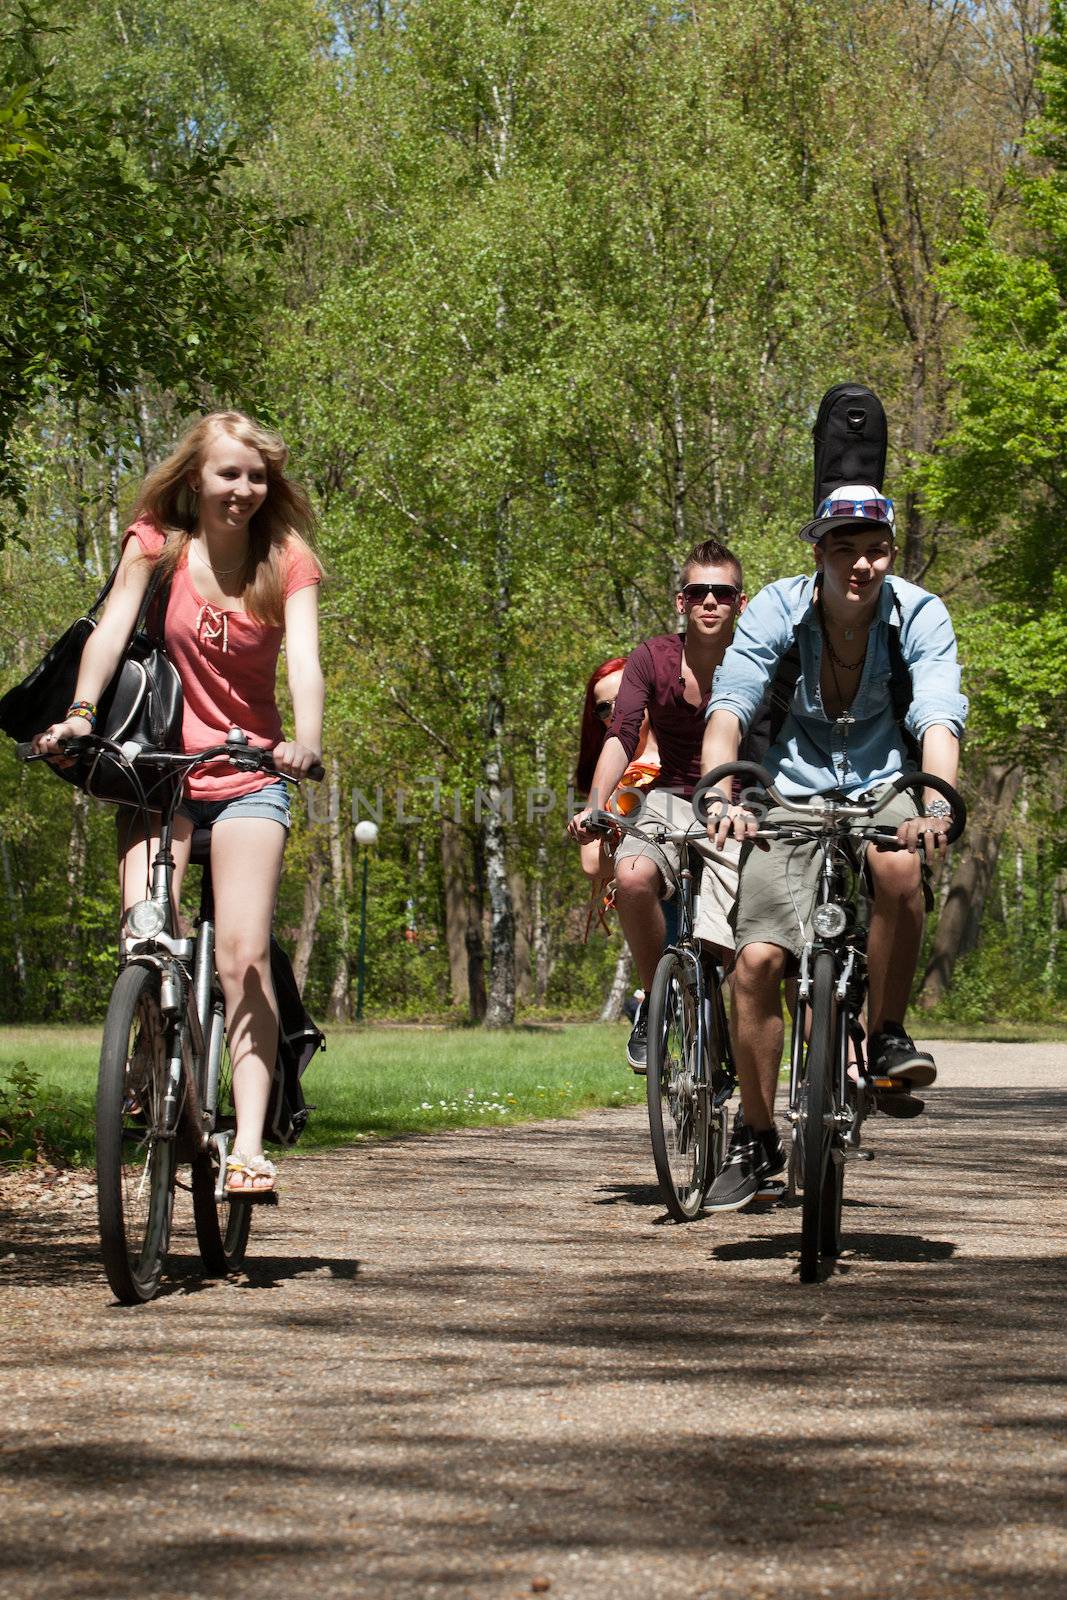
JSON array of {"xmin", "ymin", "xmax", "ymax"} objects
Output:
[
  {"xmin": 569, "ymin": 539, "xmax": 748, "ymax": 1071},
  {"xmin": 574, "ymin": 656, "xmax": 662, "ymax": 889}
]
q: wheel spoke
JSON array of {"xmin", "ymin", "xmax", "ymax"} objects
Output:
[{"xmin": 647, "ymin": 955, "xmax": 709, "ymax": 1220}]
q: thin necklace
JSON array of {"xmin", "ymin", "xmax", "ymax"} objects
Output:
[
  {"xmin": 817, "ymin": 599, "xmax": 866, "ymax": 671},
  {"xmin": 817, "ymin": 602, "xmax": 865, "ymax": 714},
  {"xmin": 191, "ymin": 538, "xmax": 247, "ymax": 577}
]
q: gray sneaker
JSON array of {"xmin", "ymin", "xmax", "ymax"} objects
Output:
[
  {"xmin": 706, "ymin": 1116, "xmax": 785, "ymax": 1212},
  {"xmin": 626, "ymin": 998, "xmax": 649, "ymax": 1074}
]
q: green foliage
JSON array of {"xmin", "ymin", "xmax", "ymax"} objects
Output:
[
  {"xmin": 0, "ymin": 0, "xmax": 1059, "ymax": 1025},
  {"xmin": 921, "ymin": 6, "xmax": 1067, "ymax": 768},
  {"xmin": 0, "ymin": 1058, "xmax": 68, "ymax": 1163},
  {"xmin": 0, "ymin": 5, "xmax": 295, "ymax": 517}
]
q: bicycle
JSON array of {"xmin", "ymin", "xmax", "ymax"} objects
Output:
[
  {"xmin": 584, "ymin": 810, "xmax": 738, "ymax": 1221},
  {"xmin": 18, "ymin": 728, "xmax": 323, "ymax": 1304},
  {"xmin": 693, "ymin": 762, "xmax": 966, "ymax": 1283}
]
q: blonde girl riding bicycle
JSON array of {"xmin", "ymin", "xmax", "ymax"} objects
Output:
[{"xmin": 31, "ymin": 410, "xmax": 324, "ymax": 1199}]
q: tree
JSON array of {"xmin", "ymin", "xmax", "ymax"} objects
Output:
[
  {"xmin": 0, "ymin": 5, "xmax": 293, "ymax": 518},
  {"xmin": 917, "ymin": 1, "xmax": 1067, "ymax": 1002}
]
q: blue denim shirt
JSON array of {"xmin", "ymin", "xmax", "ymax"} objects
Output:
[{"xmin": 709, "ymin": 573, "xmax": 968, "ymax": 799}]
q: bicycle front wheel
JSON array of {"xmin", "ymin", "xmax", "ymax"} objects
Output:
[
  {"xmin": 192, "ymin": 1018, "xmax": 252, "ymax": 1274},
  {"xmin": 799, "ymin": 950, "xmax": 837, "ymax": 1283},
  {"xmin": 96, "ymin": 963, "xmax": 176, "ymax": 1304},
  {"xmin": 646, "ymin": 952, "xmax": 710, "ymax": 1221}
]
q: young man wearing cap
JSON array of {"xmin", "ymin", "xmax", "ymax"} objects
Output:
[
  {"xmin": 568, "ymin": 538, "xmax": 747, "ymax": 1071},
  {"xmin": 699, "ymin": 485, "xmax": 967, "ymax": 1210}
]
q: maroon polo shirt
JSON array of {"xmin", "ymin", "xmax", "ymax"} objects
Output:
[{"xmin": 609, "ymin": 632, "xmax": 709, "ymax": 799}]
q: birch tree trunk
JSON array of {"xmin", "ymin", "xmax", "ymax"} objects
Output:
[
  {"xmin": 293, "ymin": 844, "xmax": 324, "ymax": 993},
  {"xmin": 466, "ymin": 830, "xmax": 488, "ymax": 1024},
  {"xmin": 532, "ymin": 740, "xmax": 551, "ymax": 1005},
  {"xmin": 326, "ymin": 758, "xmax": 352, "ymax": 1021},
  {"xmin": 482, "ymin": 495, "xmax": 515, "ymax": 1028},
  {"xmin": 441, "ymin": 821, "xmax": 469, "ymax": 1008},
  {"xmin": 65, "ymin": 790, "xmax": 90, "ymax": 983},
  {"xmin": 107, "ymin": 450, "xmax": 120, "ymax": 570},
  {"xmin": 600, "ymin": 947, "xmax": 632, "ymax": 1023},
  {"xmin": 920, "ymin": 763, "xmax": 1023, "ymax": 1008}
]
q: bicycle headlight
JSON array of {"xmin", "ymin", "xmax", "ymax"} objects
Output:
[
  {"xmin": 812, "ymin": 903, "xmax": 848, "ymax": 939},
  {"xmin": 126, "ymin": 899, "xmax": 166, "ymax": 938}
]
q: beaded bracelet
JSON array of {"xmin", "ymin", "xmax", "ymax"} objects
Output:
[{"xmin": 66, "ymin": 700, "xmax": 98, "ymax": 729}]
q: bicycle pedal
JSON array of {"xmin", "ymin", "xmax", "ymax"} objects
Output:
[
  {"xmin": 753, "ymin": 1179, "xmax": 787, "ymax": 1202},
  {"xmin": 843, "ymin": 1147, "xmax": 875, "ymax": 1161},
  {"xmin": 226, "ymin": 1189, "xmax": 279, "ymax": 1206}
]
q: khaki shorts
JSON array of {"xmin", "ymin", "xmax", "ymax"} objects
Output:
[
  {"xmin": 613, "ymin": 787, "xmax": 740, "ymax": 950},
  {"xmin": 731, "ymin": 788, "xmax": 922, "ymax": 960}
]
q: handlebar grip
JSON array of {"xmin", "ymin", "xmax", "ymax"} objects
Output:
[
  {"xmin": 17, "ymin": 737, "xmax": 87, "ymax": 761},
  {"xmin": 307, "ymin": 761, "xmax": 325, "ymax": 783},
  {"xmin": 691, "ymin": 761, "xmax": 776, "ymax": 824},
  {"xmin": 574, "ymin": 807, "xmax": 617, "ymax": 838},
  {"xmin": 888, "ymin": 771, "xmax": 967, "ymax": 844}
]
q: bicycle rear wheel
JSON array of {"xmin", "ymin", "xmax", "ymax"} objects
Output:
[
  {"xmin": 96, "ymin": 963, "xmax": 176, "ymax": 1304},
  {"xmin": 192, "ymin": 1020, "xmax": 252, "ymax": 1274},
  {"xmin": 820, "ymin": 1151, "xmax": 844, "ymax": 1259},
  {"xmin": 646, "ymin": 951, "xmax": 710, "ymax": 1221},
  {"xmin": 799, "ymin": 950, "xmax": 837, "ymax": 1283}
]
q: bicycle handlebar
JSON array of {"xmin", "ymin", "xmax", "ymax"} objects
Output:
[
  {"xmin": 692, "ymin": 761, "xmax": 966, "ymax": 845},
  {"xmin": 17, "ymin": 735, "xmax": 325, "ymax": 784}
]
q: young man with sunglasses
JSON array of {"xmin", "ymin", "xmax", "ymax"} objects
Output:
[
  {"xmin": 569, "ymin": 539, "xmax": 747, "ymax": 1070},
  {"xmin": 699, "ymin": 485, "xmax": 967, "ymax": 1209}
]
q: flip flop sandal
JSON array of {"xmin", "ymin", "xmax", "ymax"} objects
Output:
[{"xmin": 225, "ymin": 1152, "xmax": 279, "ymax": 1204}]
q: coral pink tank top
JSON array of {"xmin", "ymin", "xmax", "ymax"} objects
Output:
[{"xmin": 123, "ymin": 518, "xmax": 320, "ymax": 800}]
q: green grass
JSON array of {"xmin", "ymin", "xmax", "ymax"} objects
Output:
[
  {"xmin": 910, "ymin": 1018, "xmax": 1067, "ymax": 1043},
  {"xmin": 0, "ymin": 1022, "xmax": 647, "ymax": 1169},
  {"xmin": 4, "ymin": 1013, "xmax": 1066, "ymax": 1171}
]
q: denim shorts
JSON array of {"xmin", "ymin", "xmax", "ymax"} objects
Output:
[{"xmin": 179, "ymin": 778, "xmax": 291, "ymax": 832}]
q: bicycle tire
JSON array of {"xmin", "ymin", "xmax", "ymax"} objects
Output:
[
  {"xmin": 703, "ymin": 988, "xmax": 731, "ymax": 1192},
  {"xmin": 820, "ymin": 1151, "xmax": 844, "ymax": 1259},
  {"xmin": 96, "ymin": 963, "xmax": 176, "ymax": 1304},
  {"xmin": 799, "ymin": 950, "xmax": 837, "ymax": 1283},
  {"xmin": 191, "ymin": 1026, "xmax": 252, "ymax": 1274},
  {"xmin": 646, "ymin": 951, "xmax": 709, "ymax": 1221}
]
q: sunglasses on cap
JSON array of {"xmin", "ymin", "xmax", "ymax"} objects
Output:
[
  {"xmin": 681, "ymin": 581, "xmax": 741, "ymax": 606},
  {"xmin": 816, "ymin": 494, "xmax": 894, "ymax": 525},
  {"xmin": 593, "ymin": 697, "xmax": 615, "ymax": 723}
]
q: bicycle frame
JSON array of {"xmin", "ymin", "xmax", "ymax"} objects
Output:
[{"xmin": 787, "ymin": 832, "xmax": 871, "ymax": 1157}]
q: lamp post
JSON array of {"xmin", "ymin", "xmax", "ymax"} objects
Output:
[{"xmin": 354, "ymin": 819, "xmax": 379, "ymax": 1022}]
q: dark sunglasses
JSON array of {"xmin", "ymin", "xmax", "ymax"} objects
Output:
[
  {"xmin": 593, "ymin": 697, "xmax": 615, "ymax": 723},
  {"xmin": 682, "ymin": 581, "xmax": 740, "ymax": 606}
]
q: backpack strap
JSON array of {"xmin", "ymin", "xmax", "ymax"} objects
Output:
[
  {"xmin": 88, "ymin": 547, "xmax": 173, "ymax": 641},
  {"xmin": 886, "ymin": 587, "xmax": 920, "ymax": 763},
  {"xmin": 765, "ymin": 638, "xmax": 803, "ymax": 750}
]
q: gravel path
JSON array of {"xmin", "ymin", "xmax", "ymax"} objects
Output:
[{"xmin": 2, "ymin": 1041, "xmax": 1066, "ymax": 1600}]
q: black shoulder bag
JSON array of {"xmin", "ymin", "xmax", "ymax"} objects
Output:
[{"xmin": 0, "ymin": 558, "xmax": 183, "ymax": 806}]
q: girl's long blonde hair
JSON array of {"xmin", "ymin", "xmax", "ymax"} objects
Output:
[{"xmin": 132, "ymin": 410, "xmax": 321, "ymax": 626}]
